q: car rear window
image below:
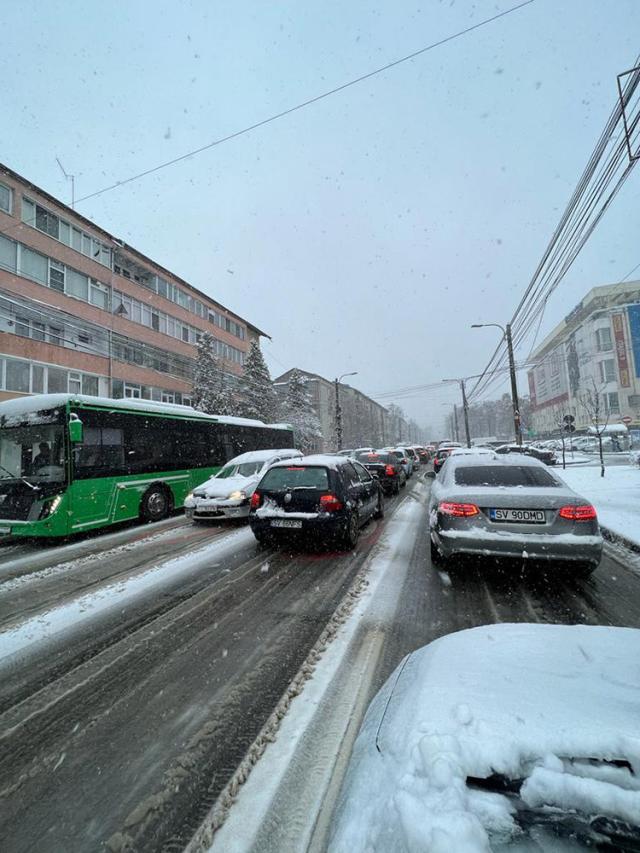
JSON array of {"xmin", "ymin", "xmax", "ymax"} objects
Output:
[
  {"xmin": 357, "ymin": 452, "xmax": 390, "ymax": 463},
  {"xmin": 454, "ymin": 465, "xmax": 558, "ymax": 487},
  {"xmin": 260, "ymin": 465, "xmax": 329, "ymax": 490}
]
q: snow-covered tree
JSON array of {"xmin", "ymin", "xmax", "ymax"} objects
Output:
[
  {"xmin": 238, "ymin": 341, "xmax": 277, "ymax": 423},
  {"xmin": 192, "ymin": 332, "xmax": 233, "ymax": 415},
  {"xmin": 280, "ymin": 369, "xmax": 322, "ymax": 451}
]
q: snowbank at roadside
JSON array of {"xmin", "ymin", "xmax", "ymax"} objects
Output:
[{"xmin": 559, "ymin": 464, "xmax": 640, "ymax": 549}]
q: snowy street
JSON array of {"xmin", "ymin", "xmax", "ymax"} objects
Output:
[{"xmin": 1, "ymin": 470, "xmax": 640, "ymax": 852}]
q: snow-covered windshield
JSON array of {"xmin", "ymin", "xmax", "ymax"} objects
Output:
[{"xmin": 216, "ymin": 461, "xmax": 264, "ymax": 479}]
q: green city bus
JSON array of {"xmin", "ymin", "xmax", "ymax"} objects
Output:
[{"xmin": 0, "ymin": 394, "xmax": 294, "ymax": 539}]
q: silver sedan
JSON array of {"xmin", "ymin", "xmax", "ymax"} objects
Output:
[{"xmin": 428, "ymin": 453, "xmax": 602, "ymax": 576}]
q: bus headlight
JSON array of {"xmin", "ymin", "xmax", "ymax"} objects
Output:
[{"xmin": 39, "ymin": 494, "xmax": 63, "ymax": 519}]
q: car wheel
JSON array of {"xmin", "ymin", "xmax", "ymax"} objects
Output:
[
  {"xmin": 342, "ymin": 512, "xmax": 360, "ymax": 549},
  {"xmin": 253, "ymin": 530, "xmax": 271, "ymax": 546},
  {"xmin": 573, "ymin": 561, "xmax": 596, "ymax": 578},
  {"xmin": 140, "ymin": 485, "xmax": 171, "ymax": 522},
  {"xmin": 430, "ymin": 536, "xmax": 448, "ymax": 568},
  {"xmin": 393, "ymin": 481, "xmax": 400, "ymax": 495},
  {"xmin": 374, "ymin": 493, "xmax": 385, "ymax": 520}
]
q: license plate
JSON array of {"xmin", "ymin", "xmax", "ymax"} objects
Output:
[
  {"xmin": 0, "ymin": 526, "xmax": 10, "ymax": 535},
  {"xmin": 271, "ymin": 519, "xmax": 303, "ymax": 529},
  {"xmin": 490, "ymin": 508, "xmax": 545, "ymax": 524}
]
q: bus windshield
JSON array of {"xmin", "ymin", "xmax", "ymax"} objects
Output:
[{"xmin": 0, "ymin": 425, "xmax": 66, "ymax": 484}]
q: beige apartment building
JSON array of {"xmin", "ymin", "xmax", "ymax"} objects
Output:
[{"xmin": 0, "ymin": 164, "xmax": 266, "ymax": 405}]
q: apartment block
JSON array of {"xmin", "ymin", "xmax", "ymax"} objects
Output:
[
  {"xmin": 527, "ymin": 281, "xmax": 640, "ymax": 438},
  {"xmin": 0, "ymin": 164, "xmax": 266, "ymax": 405}
]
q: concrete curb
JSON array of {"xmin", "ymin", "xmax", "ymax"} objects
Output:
[{"xmin": 601, "ymin": 525, "xmax": 640, "ymax": 556}]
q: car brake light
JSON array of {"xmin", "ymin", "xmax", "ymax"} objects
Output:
[
  {"xmin": 558, "ymin": 504, "xmax": 597, "ymax": 521},
  {"xmin": 250, "ymin": 491, "xmax": 262, "ymax": 509},
  {"xmin": 385, "ymin": 464, "xmax": 395, "ymax": 476},
  {"xmin": 439, "ymin": 501, "xmax": 480, "ymax": 517},
  {"xmin": 320, "ymin": 494, "xmax": 343, "ymax": 512},
  {"xmin": 286, "ymin": 466, "xmax": 305, "ymax": 471}
]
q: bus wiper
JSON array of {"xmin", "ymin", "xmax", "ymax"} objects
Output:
[{"xmin": 0, "ymin": 463, "xmax": 40, "ymax": 491}]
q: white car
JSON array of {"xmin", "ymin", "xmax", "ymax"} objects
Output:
[
  {"xmin": 330, "ymin": 623, "xmax": 640, "ymax": 852},
  {"xmin": 184, "ymin": 448, "xmax": 302, "ymax": 521}
]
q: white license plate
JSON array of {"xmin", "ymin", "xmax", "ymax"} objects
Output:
[
  {"xmin": 490, "ymin": 508, "xmax": 545, "ymax": 524},
  {"xmin": 0, "ymin": 526, "xmax": 10, "ymax": 535},
  {"xmin": 271, "ymin": 519, "xmax": 303, "ymax": 529}
]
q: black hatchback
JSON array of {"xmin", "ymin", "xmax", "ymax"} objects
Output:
[
  {"xmin": 355, "ymin": 451, "xmax": 406, "ymax": 495},
  {"xmin": 249, "ymin": 455, "xmax": 384, "ymax": 549}
]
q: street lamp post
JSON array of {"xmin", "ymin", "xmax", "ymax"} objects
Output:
[
  {"xmin": 471, "ymin": 322, "xmax": 522, "ymax": 445},
  {"xmin": 334, "ymin": 371, "xmax": 358, "ymax": 450}
]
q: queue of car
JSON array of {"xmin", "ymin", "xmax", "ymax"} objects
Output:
[{"xmin": 184, "ymin": 442, "xmax": 431, "ymax": 549}]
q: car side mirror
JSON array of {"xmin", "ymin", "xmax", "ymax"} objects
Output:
[
  {"xmin": 69, "ymin": 414, "xmax": 83, "ymax": 443},
  {"xmin": 426, "ymin": 470, "xmax": 436, "ymax": 479}
]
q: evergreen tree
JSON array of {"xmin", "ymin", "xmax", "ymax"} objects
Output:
[
  {"xmin": 192, "ymin": 332, "xmax": 233, "ymax": 415},
  {"xmin": 238, "ymin": 341, "xmax": 277, "ymax": 422},
  {"xmin": 280, "ymin": 369, "xmax": 322, "ymax": 451}
]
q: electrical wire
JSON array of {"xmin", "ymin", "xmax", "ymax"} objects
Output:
[{"xmin": 71, "ymin": 1, "xmax": 535, "ymax": 205}]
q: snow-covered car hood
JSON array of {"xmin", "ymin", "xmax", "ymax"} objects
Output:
[
  {"xmin": 194, "ymin": 473, "xmax": 259, "ymax": 499},
  {"xmin": 330, "ymin": 623, "xmax": 640, "ymax": 852}
]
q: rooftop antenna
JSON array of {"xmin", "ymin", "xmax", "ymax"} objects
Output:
[{"xmin": 56, "ymin": 157, "xmax": 75, "ymax": 208}]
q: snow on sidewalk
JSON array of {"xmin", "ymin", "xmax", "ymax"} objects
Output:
[{"xmin": 559, "ymin": 463, "xmax": 640, "ymax": 549}]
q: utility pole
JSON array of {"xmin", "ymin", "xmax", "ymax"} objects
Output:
[
  {"xmin": 472, "ymin": 322, "xmax": 522, "ymax": 445},
  {"xmin": 334, "ymin": 378, "xmax": 343, "ymax": 451},
  {"xmin": 460, "ymin": 378, "xmax": 472, "ymax": 448},
  {"xmin": 505, "ymin": 323, "xmax": 522, "ymax": 445},
  {"xmin": 452, "ymin": 404, "xmax": 459, "ymax": 443}
]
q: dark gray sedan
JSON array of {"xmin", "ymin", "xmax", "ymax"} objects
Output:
[{"xmin": 429, "ymin": 454, "xmax": 602, "ymax": 576}]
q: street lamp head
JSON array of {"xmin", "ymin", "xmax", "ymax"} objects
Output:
[{"xmin": 470, "ymin": 324, "xmax": 483, "ymax": 328}]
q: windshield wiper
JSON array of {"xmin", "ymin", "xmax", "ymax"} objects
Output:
[
  {"xmin": 0, "ymin": 463, "xmax": 40, "ymax": 491},
  {"xmin": 467, "ymin": 773, "xmax": 640, "ymax": 851}
]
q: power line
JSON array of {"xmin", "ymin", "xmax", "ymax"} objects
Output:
[{"xmin": 73, "ymin": 1, "xmax": 534, "ymax": 206}]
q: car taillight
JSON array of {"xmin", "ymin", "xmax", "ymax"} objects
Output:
[
  {"xmin": 385, "ymin": 464, "xmax": 395, "ymax": 476},
  {"xmin": 320, "ymin": 494, "xmax": 343, "ymax": 512},
  {"xmin": 558, "ymin": 504, "xmax": 597, "ymax": 521},
  {"xmin": 250, "ymin": 491, "xmax": 262, "ymax": 509},
  {"xmin": 439, "ymin": 501, "xmax": 479, "ymax": 517}
]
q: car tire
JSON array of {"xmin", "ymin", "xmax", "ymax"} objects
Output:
[
  {"xmin": 342, "ymin": 512, "xmax": 360, "ymax": 549},
  {"xmin": 573, "ymin": 561, "xmax": 596, "ymax": 578},
  {"xmin": 253, "ymin": 530, "xmax": 271, "ymax": 547},
  {"xmin": 430, "ymin": 536, "xmax": 448, "ymax": 568},
  {"xmin": 140, "ymin": 484, "xmax": 171, "ymax": 522},
  {"xmin": 393, "ymin": 481, "xmax": 400, "ymax": 495},
  {"xmin": 374, "ymin": 493, "xmax": 385, "ymax": 520}
]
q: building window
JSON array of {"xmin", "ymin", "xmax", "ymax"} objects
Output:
[
  {"xmin": 69, "ymin": 372, "xmax": 82, "ymax": 394},
  {"xmin": 49, "ymin": 260, "xmax": 66, "ymax": 292},
  {"xmin": 32, "ymin": 365, "xmax": 45, "ymax": 393},
  {"xmin": 0, "ymin": 182, "xmax": 12, "ymax": 215},
  {"xmin": 124, "ymin": 384, "xmax": 141, "ymax": 399},
  {"xmin": 0, "ymin": 234, "xmax": 17, "ymax": 272},
  {"xmin": 606, "ymin": 392, "xmax": 620, "ymax": 414},
  {"xmin": 48, "ymin": 325, "xmax": 63, "ymax": 346},
  {"xmin": 90, "ymin": 280, "xmax": 109, "ymax": 309},
  {"xmin": 161, "ymin": 391, "xmax": 175, "ymax": 403},
  {"xmin": 598, "ymin": 359, "xmax": 616, "ymax": 384},
  {"xmin": 35, "ymin": 204, "xmax": 60, "ymax": 239},
  {"xmin": 83, "ymin": 374, "xmax": 99, "ymax": 396},
  {"xmin": 595, "ymin": 327, "xmax": 613, "ymax": 352},
  {"xmin": 19, "ymin": 246, "xmax": 48, "ymax": 285},
  {"xmin": 6, "ymin": 359, "xmax": 31, "ymax": 392},
  {"xmin": 67, "ymin": 269, "xmax": 89, "ymax": 301},
  {"xmin": 15, "ymin": 316, "xmax": 30, "ymax": 338},
  {"xmin": 47, "ymin": 367, "xmax": 67, "ymax": 393},
  {"xmin": 32, "ymin": 321, "xmax": 46, "ymax": 342}
]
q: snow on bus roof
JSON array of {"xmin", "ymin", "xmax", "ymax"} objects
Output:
[{"xmin": 0, "ymin": 394, "xmax": 290, "ymax": 429}]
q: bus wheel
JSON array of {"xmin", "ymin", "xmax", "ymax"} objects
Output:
[{"xmin": 140, "ymin": 485, "xmax": 171, "ymax": 522}]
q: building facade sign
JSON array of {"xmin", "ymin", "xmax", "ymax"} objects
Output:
[
  {"xmin": 627, "ymin": 304, "xmax": 640, "ymax": 379},
  {"xmin": 612, "ymin": 313, "xmax": 631, "ymax": 387}
]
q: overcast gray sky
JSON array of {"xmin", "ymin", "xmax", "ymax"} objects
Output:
[{"xmin": 2, "ymin": 0, "xmax": 639, "ymax": 432}]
